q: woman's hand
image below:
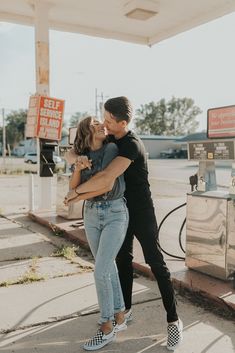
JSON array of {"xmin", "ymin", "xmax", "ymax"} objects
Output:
[{"xmin": 75, "ymin": 156, "xmax": 92, "ymax": 171}]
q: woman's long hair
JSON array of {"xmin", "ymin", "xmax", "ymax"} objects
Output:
[{"xmin": 73, "ymin": 116, "xmax": 94, "ymax": 155}]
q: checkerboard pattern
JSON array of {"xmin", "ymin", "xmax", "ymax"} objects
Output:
[
  {"xmin": 83, "ymin": 329, "xmax": 115, "ymax": 351},
  {"xmin": 167, "ymin": 319, "xmax": 183, "ymax": 350}
]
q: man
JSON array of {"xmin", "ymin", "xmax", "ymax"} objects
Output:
[{"xmin": 74, "ymin": 96, "xmax": 183, "ymax": 350}]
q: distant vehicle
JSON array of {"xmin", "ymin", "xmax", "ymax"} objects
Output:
[
  {"xmin": 160, "ymin": 148, "xmax": 187, "ymax": 159},
  {"xmin": 24, "ymin": 152, "xmax": 37, "ymax": 164},
  {"xmin": 53, "ymin": 155, "xmax": 63, "ymax": 164},
  {"xmin": 24, "ymin": 152, "xmax": 63, "ymax": 164}
]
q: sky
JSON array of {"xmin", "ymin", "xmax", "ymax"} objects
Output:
[{"xmin": 1, "ymin": 11, "xmax": 235, "ymax": 131}]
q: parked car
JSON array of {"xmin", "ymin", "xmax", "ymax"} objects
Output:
[
  {"xmin": 53, "ymin": 155, "xmax": 63, "ymax": 164},
  {"xmin": 24, "ymin": 152, "xmax": 37, "ymax": 164},
  {"xmin": 160, "ymin": 148, "xmax": 187, "ymax": 159},
  {"xmin": 24, "ymin": 152, "xmax": 63, "ymax": 164}
]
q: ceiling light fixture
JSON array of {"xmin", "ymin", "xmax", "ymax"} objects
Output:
[
  {"xmin": 123, "ymin": 0, "xmax": 158, "ymax": 21},
  {"xmin": 125, "ymin": 8, "xmax": 158, "ymax": 20}
]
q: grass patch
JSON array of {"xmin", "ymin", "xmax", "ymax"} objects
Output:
[
  {"xmin": 16, "ymin": 271, "xmax": 45, "ymax": 284},
  {"xmin": 24, "ymin": 170, "xmax": 37, "ymax": 174},
  {"xmin": 52, "ymin": 245, "xmax": 78, "ymax": 260},
  {"xmin": 0, "ymin": 168, "xmax": 24, "ymax": 175},
  {"xmin": 0, "ymin": 258, "xmax": 45, "ymax": 287},
  {"xmin": 0, "ymin": 273, "xmax": 45, "ymax": 287}
]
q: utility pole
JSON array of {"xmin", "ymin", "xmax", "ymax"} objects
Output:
[
  {"xmin": 95, "ymin": 88, "xmax": 98, "ymax": 117},
  {"xmin": 99, "ymin": 92, "xmax": 104, "ymax": 119},
  {"xmin": 95, "ymin": 89, "xmax": 108, "ymax": 120},
  {"xmin": 2, "ymin": 108, "xmax": 6, "ymax": 166}
]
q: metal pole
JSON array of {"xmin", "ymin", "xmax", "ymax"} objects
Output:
[
  {"xmin": 29, "ymin": 173, "xmax": 35, "ymax": 211},
  {"xmin": 2, "ymin": 108, "xmax": 6, "ymax": 166},
  {"xmin": 95, "ymin": 88, "xmax": 98, "ymax": 117},
  {"xmin": 34, "ymin": 1, "xmax": 52, "ymax": 210},
  {"xmin": 99, "ymin": 92, "xmax": 104, "ymax": 120}
]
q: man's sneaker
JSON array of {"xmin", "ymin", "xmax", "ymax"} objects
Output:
[
  {"xmin": 167, "ymin": 319, "xmax": 183, "ymax": 351},
  {"xmin": 113, "ymin": 319, "xmax": 127, "ymax": 332},
  {"xmin": 124, "ymin": 309, "xmax": 133, "ymax": 323},
  {"xmin": 83, "ymin": 329, "xmax": 116, "ymax": 351}
]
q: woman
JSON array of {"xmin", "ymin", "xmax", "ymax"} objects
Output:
[{"xmin": 67, "ymin": 116, "xmax": 129, "ymax": 351}]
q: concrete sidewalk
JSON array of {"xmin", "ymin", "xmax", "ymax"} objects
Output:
[
  {"xmin": 0, "ymin": 213, "xmax": 235, "ymax": 353},
  {"xmin": 1, "ymin": 283, "xmax": 235, "ymax": 353}
]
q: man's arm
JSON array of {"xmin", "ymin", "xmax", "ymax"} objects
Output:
[
  {"xmin": 77, "ymin": 187, "xmax": 111, "ymax": 201},
  {"xmin": 76, "ymin": 156, "xmax": 131, "ymax": 193},
  {"xmin": 65, "ymin": 186, "xmax": 111, "ymax": 205}
]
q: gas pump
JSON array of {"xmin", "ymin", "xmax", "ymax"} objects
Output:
[
  {"xmin": 185, "ymin": 138, "xmax": 235, "ymax": 281},
  {"xmin": 56, "ymin": 127, "xmax": 83, "ymax": 219}
]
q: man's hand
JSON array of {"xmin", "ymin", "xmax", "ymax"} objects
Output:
[
  {"xmin": 76, "ymin": 156, "xmax": 131, "ymax": 193},
  {"xmin": 64, "ymin": 189, "xmax": 81, "ymax": 205}
]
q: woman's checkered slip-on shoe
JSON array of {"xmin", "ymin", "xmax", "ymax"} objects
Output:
[
  {"xmin": 83, "ymin": 329, "xmax": 116, "ymax": 351},
  {"xmin": 167, "ymin": 319, "xmax": 183, "ymax": 351},
  {"xmin": 113, "ymin": 319, "xmax": 127, "ymax": 332}
]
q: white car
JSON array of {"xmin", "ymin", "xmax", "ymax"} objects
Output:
[
  {"xmin": 24, "ymin": 152, "xmax": 63, "ymax": 164},
  {"xmin": 24, "ymin": 152, "xmax": 37, "ymax": 164},
  {"xmin": 53, "ymin": 155, "xmax": 62, "ymax": 163}
]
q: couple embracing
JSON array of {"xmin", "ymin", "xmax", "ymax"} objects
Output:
[{"xmin": 65, "ymin": 96, "xmax": 183, "ymax": 351}]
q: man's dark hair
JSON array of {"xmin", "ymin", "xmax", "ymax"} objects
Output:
[{"xmin": 104, "ymin": 96, "xmax": 133, "ymax": 123}]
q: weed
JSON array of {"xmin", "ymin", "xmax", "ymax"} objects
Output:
[
  {"xmin": 17, "ymin": 271, "xmax": 45, "ymax": 284},
  {"xmin": 52, "ymin": 245, "xmax": 78, "ymax": 260},
  {"xmin": 0, "ymin": 258, "xmax": 45, "ymax": 286},
  {"xmin": 0, "ymin": 281, "xmax": 9, "ymax": 287},
  {"xmin": 0, "ymin": 168, "xmax": 24, "ymax": 175}
]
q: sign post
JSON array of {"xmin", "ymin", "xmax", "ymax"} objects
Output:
[{"xmin": 26, "ymin": 95, "xmax": 65, "ymax": 210}]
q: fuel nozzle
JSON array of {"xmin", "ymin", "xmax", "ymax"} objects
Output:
[{"xmin": 189, "ymin": 174, "xmax": 198, "ymax": 192}]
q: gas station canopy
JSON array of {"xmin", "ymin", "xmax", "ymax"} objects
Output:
[{"xmin": 1, "ymin": 0, "xmax": 235, "ymax": 46}]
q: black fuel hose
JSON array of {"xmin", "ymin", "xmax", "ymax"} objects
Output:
[{"xmin": 157, "ymin": 202, "xmax": 186, "ymax": 260}]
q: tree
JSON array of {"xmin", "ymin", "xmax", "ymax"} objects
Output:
[
  {"xmin": 69, "ymin": 111, "xmax": 89, "ymax": 127},
  {"xmin": 5, "ymin": 109, "xmax": 27, "ymax": 147},
  {"xmin": 135, "ymin": 97, "xmax": 201, "ymax": 136}
]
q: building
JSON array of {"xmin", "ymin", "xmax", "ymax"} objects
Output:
[{"xmin": 140, "ymin": 132, "xmax": 207, "ymax": 159}]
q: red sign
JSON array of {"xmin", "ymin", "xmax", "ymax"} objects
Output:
[
  {"xmin": 207, "ymin": 105, "xmax": 235, "ymax": 138},
  {"xmin": 25, "ymin": 95, "xmax": 65, "ymax": 141}
]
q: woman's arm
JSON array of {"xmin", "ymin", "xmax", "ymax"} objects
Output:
[
  {"xmin": 69, "ymin": 157, "xmax": 91, "ymax": 189},
  {"xmin": 69, "ymin": 166, "xmax": 81, "ymax": 190}
]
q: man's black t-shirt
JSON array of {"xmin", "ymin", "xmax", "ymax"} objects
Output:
[{"xmin": 110, "ymin": 131, "xmax": 153, "ymax": 211}]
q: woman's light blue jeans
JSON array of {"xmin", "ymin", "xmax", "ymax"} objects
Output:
[{"xmin": 84, "ymin": 198, "xmax": 129, "ymax": 323}]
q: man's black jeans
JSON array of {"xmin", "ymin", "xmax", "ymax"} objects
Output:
[{"xmin": 116, "ymin": 205, "xmax": 178, "ymax": 323}]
